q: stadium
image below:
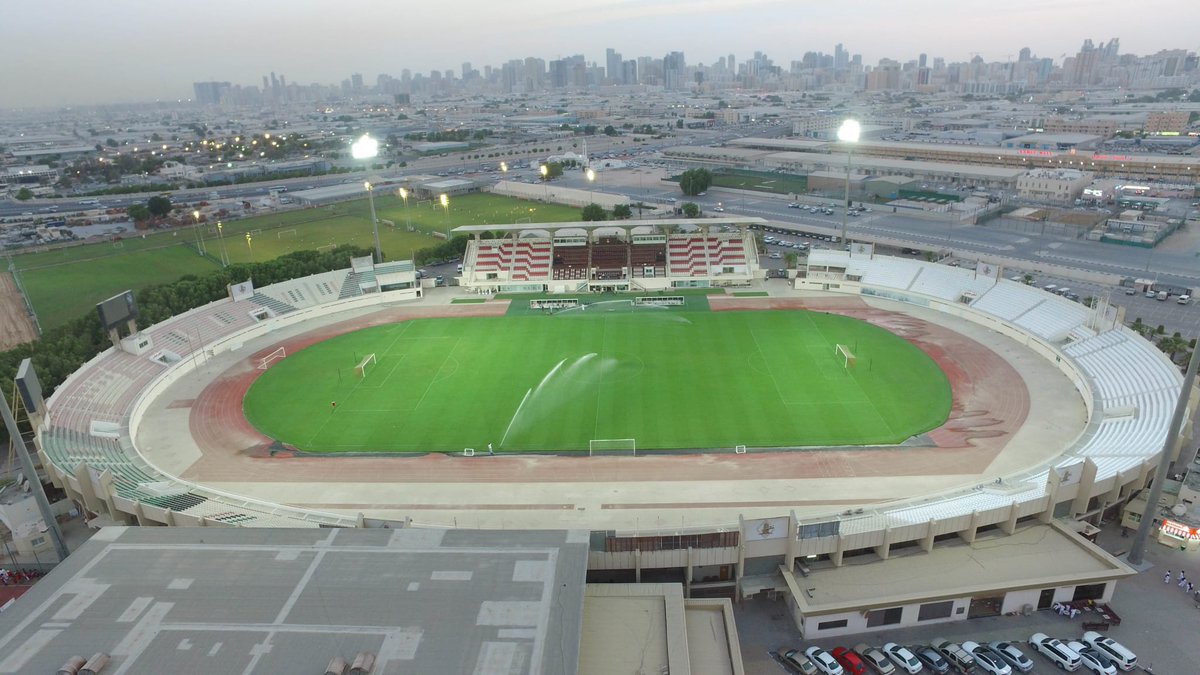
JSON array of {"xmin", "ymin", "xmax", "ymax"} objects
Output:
[{"xmin": 26, "ymin": 217, "xmax": 1189, "ymax": 634}]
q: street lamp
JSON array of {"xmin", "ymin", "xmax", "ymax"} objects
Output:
[
  {"xmin": 192, "ymin": 209, "xmax": 206, "ymax": 256},
  {"xmin": 837, "ymin": 119, "xmax": 861, "ymax": 246},
  {"xmin": 439, "ymin": 193, "xmax": 450, "ymax": 238},
  {"xmin": 586, "ymin": 167, "xmax": 597, "ymax": 204},
  {"xmin": 245, "ymin": 232, "xmax": 254, "ymax": 260},
  {"xmin": 398, "ymin": 187, "xmax": 411, "ymax": 232},
  {"xmin": 216, "ymin": 221, "xmax": 228, "ymax": 267},
  {"xmin": 351, "ymin": 133, "xmax": 383, "ymax": 263},
  {"xmin": 539, "ymin": 164, "xmax": 549, "ymax": 200}
]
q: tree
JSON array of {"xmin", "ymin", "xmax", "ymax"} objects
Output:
[
  {"xmin": 105, "ymin": 138, "xmax": 118, "ymax": 148},
  {"xmin": 581, "ymin": 203, "xmax": 608, "ymax": 221},
  {"xmin": 784, "ymin": 252, "xmax": 799, "ymax": 268},
  {"xmin": 679, "ymin": 168, "xmax": 713, "ymax": 196},
  {"xmin": 543, "ymin": 162, "xmax": 564, "ymax": 180},
  {"xmin": 127, "ymin": 204, "xmax": 151, "ymax": 222},
  {"xmin": 681, "ymin": 202, "xmax": 700, "ymax": 218},
  {"xmin": 675, "ymin": 119, "xmax": 684, "ymax": 129},
  {"xmin": 147, "ymin": 195, "xmax": 173, "ymax": 218},
  {"xmin": 14, "ymin": 188, "xmax": 33, "ymax": 201},
  {"xmin": 632, "ymin": 201, "xmax": 648, "ymax": 218},
  {"xmin": 611, "ymin": 204, "xmax": 632, "ymax": 220},
  {"xmin": 603, "ymin": 125, "xmax": 618, "ymax": 136}
]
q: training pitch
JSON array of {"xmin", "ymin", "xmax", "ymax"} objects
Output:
[{"xmin": 243, "ymin": 301, "xmax": 951, "ymax": 453}]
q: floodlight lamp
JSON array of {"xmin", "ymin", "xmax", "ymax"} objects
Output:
[
  {"xmin": 439, "ymin": 194, "xmax": 449, "ymax": 207},
  {"xmin": 586, "ymin": 168, "xmax": 595, "ymax": 181},
  {"xmin": 837, "ymin": 119, "xmax": 861, "ymax": 143},
  {"xmin": 351, "ymin": 134, "xmax": 379, "ymax": 160}
]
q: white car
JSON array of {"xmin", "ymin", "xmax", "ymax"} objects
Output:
[
  {"xmin": 987, "ymin": 641, "xmax": 1034, "ymax": 673},
  {"xmin": 1080, "ymin": 632, "xmax": 1136, "ymax": 671},
  {"xmin": 881, "ymin": 643, "xmax": 923, "ymax": 674},
  {"xmin": 962, "ymin": 642, "xmax": 1012, "ymax": 675},
  {"xmin": 805, "ymin": 647, "xmax": 846, "ymax": 675},
  {"xmin": 1067, "ymin": 642, "xmax": 1116, "ymax": 675},
  {"xmin": 1028, "ymin": 633, "xmax": 1080, "ymax": 671}
]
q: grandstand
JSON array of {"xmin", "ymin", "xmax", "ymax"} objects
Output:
[
  {"xmin": 25, "ymin": 240, "xmax": 1188, "ymax": 615},
  {"xmin": 33, "ymin": 257, "xmax": 423, "ymax": 529},
  {"xmin": 455, "ymin": 218, "xmax": 765, "ymax": 293}
]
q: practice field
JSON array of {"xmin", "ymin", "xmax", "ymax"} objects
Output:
[
  {"xmin": 243, "ymin": 306, "xmax": 951, "ymax": 453},
  {"xmin": 15, "ymin": 193, "xmax": 582, "ymax": 328}
]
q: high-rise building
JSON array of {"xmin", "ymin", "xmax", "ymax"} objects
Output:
[
  {"xmin": 664, "ymin": 51, "xmax": 686, "ymax": 90},
  {"xmin": 606, "ymin": 48, "xmax": 623, "ymax": 84},
  {"xmin": 834, "ymin": 43, "xmax": 848, "ymax": 70},
  {"xmin": 351, "ymin": 73, "xmax": 364, "ymax": 91},
  {"xmin": 192, "ymin": 81, "xmax": 229, "ymax": 105},
  {"xmin": 461, "ymin": 62, "xmax": 472, "ymax": 79}
]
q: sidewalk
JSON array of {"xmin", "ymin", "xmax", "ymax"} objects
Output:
[{"xmin": 735, "ymin": 519, "xmax": 1200, "ymax": 674}]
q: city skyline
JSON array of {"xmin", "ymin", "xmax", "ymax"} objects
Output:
[{"xmin": 1, "ymin": 0, "xmax": 1198, "ymax": 107}]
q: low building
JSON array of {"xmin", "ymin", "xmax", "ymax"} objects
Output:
[
  {"xmin": 1017, "ymin": 168, "xmax": 1093, "ymax": 203},
  {"xmin": 4, "ymin": 165, "xmax": 58, "ymax": 184},
  {"xmin": 1002, "ymin": 133, "xmax": 1102, "ymax": 151},
  {"xmin": 0, "ymin": 527, "xmax": 744, "ymax": 674},
  {"xmin": 864, "ymin": 175, "xmax": 920, "ymax": 199},
  {"xmin": 1145, "ymin": 111, "xmax": 1189, "ymax": 135},
  {"xmin": 780, "ymin": 521, "xmax": 1134, "ymax": 639},
  {"xmin": 807, "ymin": 170, "xmax": 870, "ymax": 195}
]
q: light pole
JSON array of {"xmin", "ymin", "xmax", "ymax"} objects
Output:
[
  {"xmin": 586, "ymin": 167, "xmax": 597, "ymax": 205},
  {"xmin": 439, "ymin": 193, "xmax": 450, "ymax": 238},
  {"xmin": 364, "ymin": 181, "xmax": 382, "ymax": 263},
  {"xmin": 398, "ymin": 187, "xmax": 411, "ymax": 232},
  {"xmin": 192, "ymin": 209, "xmax": 206, "ymax": 256},
  {"xmin": 540, "ymin": 164, "xmax": 549, "ymax": 201},
  {"xmin": 837, "ymin": 119, "xmax": 861, "ymax": 246},
  {"xmin": 216, "ymin": 221, "xmax": 229, "ymax": 267},
  {"xmin": 245, "ymin": 232, "xmax": 254, "ymax": 261},
  {"xmin": 351, "ymin": 133, "xmax": 383, "ymax": 263}
]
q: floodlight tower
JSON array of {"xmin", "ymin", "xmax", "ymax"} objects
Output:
[
  {"xmin": 837, "ymin": 119, "xmax": 861, "ymax": 246},
  {"xmin": 351, "ymin": 134, "xmax": 383, "ymax": 263}
]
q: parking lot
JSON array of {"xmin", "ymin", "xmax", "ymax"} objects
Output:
[{"xmin": 736, "ymin": 519, "xmax": 1197, "ymax": 674}]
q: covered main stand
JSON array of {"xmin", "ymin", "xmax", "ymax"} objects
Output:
[{"xmin": 454, "ymin": 217, "xmax": 767, "ymax": 294}]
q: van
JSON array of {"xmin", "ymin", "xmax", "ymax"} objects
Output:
[
  {"xmin": 1178, "ymin": 295, "xmax": 1191, "ymax": 305},
  {"xmin": 456, "ymin": 264, "xmax": 464, "ymax": 274},
  {"xmin": 1156, "ymin": 291, "xmax": 1168, "ymax": 301}
]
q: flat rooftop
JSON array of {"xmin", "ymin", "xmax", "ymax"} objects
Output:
[
  {"xmin": 0, "ymin": 527, "xmax": 587, "ymax": 675},
  {"xmin": 785, "ymin": 522, "xmax": 1134, "ymax": 614},
  {"xmin": 453, "ymin": 217, "xmax": 767, "ymax": 233}
]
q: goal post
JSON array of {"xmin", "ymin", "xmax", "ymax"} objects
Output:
[
  {"xmin": 588, "ymin": 438, "xmax": 637, "ymax": 457},
  {"xmin": 835, "ymin": 344, "xmax": 857, "ymax": 370},
  {"xmin": 257, "ymin": 346, "xmax": 286, "ymax": 370},
  {"xmin": 355, "ymin": 353, "xmax": 377, "ymax": 378},
  {"xmin": 276, "ymin": 228, "xmax": 297, "ymax": 239}
]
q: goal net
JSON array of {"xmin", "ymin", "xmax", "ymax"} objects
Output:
[
  {"xmin": 257, "ymin": 347, "xmax": 286, "ymax": 370},
  {"xmin": 589, "ymin": 438, "xmax": 637, "ymax": 456},
  {"xmin": 355, "ymin": 353, "xmax": 377, "ymax": 378},
  {"xmin": 835, "ymin": 344, "xmax": 856, "ymax": 370}
]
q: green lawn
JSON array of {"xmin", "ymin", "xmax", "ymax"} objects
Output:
[
  {"xmin": 710, "ymin": 171, "xmax": 808, "ymax": 195},
  {"xmin": 243, "ymin": 309, "xmax": 951, "ymax": 453},
  {"xmin": 20, "ymin": 243, "xmax": 221, "ymax": 328},
  {"xmin": 14, "ymin": 193, "xmax": 584, "ymax": 328}
]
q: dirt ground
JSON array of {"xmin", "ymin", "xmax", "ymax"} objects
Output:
[{"xmin": 0, "ymin": 272, "xmax": 38, "ymax": 349}]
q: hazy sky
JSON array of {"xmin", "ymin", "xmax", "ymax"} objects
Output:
[{"xmin": 1, "ymin": 0, "xmax": 1195, "ymax": 108}]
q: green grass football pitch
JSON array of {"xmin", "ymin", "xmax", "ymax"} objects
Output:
[{"xmin": 243, "ymin": 307, "xmax": 951, "ymax": 453}]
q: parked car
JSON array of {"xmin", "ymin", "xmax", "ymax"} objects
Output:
[
  {"xmin": 832, "ymin": 647, "xmax": 869, "ymax": 675},
  {"xmin": 853, "ymin": 644, "xmax": 897, "ymax": 675},
  {"xmin": 911, "ymin": 646, "xmax": 950, "ymax": 674},
  {"xmin": 930, "ymin": 638, "xmax": 975, "ymax": 673},
  {"xmin": 783, "ymin": 648, "xmax": 820, "ymax": 675},
  {"xmin": 805, "ymin": 647, "xmax": 846, "ymax": 675},
  {"xmin": 1066, "ymin": 642, "xmax": 1116, "ymax": 675},
  {"xmin": 1080, "ymin": 632, "xmax": 1136, "ymax": 671},
  {"xmin": 1028, "ymin": 633, "xmax": 1080, "ymax": 671},
  {"xmin": 962, "ymin": 642, "xmax": 1011, "ymax": 675},
  {"xmin": 881, "ymin": 643, "xmax": 923, "ymax": 674},
  {"xmin": 986, "ymin": 642, "xmax": 1033, "ymax": 673}
]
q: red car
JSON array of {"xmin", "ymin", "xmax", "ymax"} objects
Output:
[{"xmin": 833, "ymin": 647, "xmax": 870, "ymax": 675}]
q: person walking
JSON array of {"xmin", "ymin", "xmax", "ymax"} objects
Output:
[
  {"xmin": 1164, "ymin": 570, "xmax": 1172, "ymax": 584},
  {"xmin": 1179, "ymin": 574, "xmax": 1189, "ymax": 589}
]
